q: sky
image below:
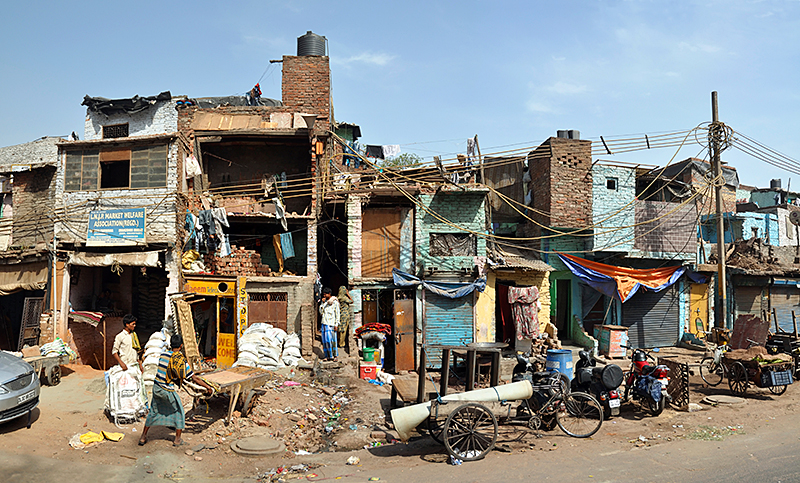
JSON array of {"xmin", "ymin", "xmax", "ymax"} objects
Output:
[{"xmin": 1, "ymin": 0, "xmax": 799, "ymax": 189}]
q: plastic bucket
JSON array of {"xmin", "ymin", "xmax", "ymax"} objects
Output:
[
  {"xmin": 362, "ymin": 347, "xmax": 376, "ymax": 362},
  {"xmin": 545, "ymin": 349, "xmax": 574, "ymax": 379}
]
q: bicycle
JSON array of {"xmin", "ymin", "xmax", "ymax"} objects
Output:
[{"xmin": 699, "ymin": 336, "xmax": 761, "ymax": 387}]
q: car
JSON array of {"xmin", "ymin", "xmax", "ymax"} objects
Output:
[{"xmin": 0, "ymin": 351, "xmax": 40, "ymax": 425}]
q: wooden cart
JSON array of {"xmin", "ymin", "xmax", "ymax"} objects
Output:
[
  {"xmin": 198, "ymin": 366, "xmax": 273, "ymax": 423},
  {"xmin": 24, "ymin": 353, "xmax": 70, "ymax": 386},
  {"xmin": 722, "ymin": 355, "xmax": 794, "ymax": 396}
]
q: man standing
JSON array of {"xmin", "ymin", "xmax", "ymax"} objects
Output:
[
  {"xmin": 319, "ymin": 287, "xmax": 340, "ymax": 361},
  {"xmin": 139, "ymin": 334, "xmax": 211, "ymax": 446},
  {"xmin": 112, "ymin": 314, "xmax": 141, "ymax": 372},
  {"xmin": 337, "ymin": 285, "xmax": 353, "ymax": 350}
]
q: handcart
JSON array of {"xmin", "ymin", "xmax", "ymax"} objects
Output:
[
  {"xmin": 410, "ymin": 372, "xmax": 603, "ymax": 462},
  {"xmin": 24, "ymin": 353, "xmax": 70, "ymax": 386},
  {"xmin": 196, "ymin": 365, "xmax": 273, "ymax": 423},
  {"xmin": 722, "ymin": 353, "xmax": 794, "ymax": 396}
]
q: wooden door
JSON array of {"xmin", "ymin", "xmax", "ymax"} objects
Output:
[
  {"xmin": 361, "ymin": 208, "xmax": 402, "ymax": 277},
  {"xmin": 394, "ymin": 290, "xmax": 415, "ymax": 371},
  {"xmin": 689, "ymin": 283, "xmax": 709, "ymax": 336}
]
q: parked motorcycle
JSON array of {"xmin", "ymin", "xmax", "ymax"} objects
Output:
[
  {"xmin": 571, "ymin": 350, "xmax": 623, "ymax": 419},
  {"xmin": 621, "ymin": 345, "xmax": 670, "ymax": 416}
]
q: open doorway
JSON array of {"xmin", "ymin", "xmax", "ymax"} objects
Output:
[{"xmin": 555, "ymin": 279, "xmax": 571, "ymax": 337}]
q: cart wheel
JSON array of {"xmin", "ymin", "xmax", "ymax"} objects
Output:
[
  {"xmin": 424, "ymin": 413, "xmax": 446, "ymax": 444},
  {"xmin": 768, "ymin": 384, "xmax": 788, "ymax": 396},
  {"xmin": 47, "ymin": 365, "xmax": 61, "ymax": 386},
  {"xmin": 443, "ymin": 403, "xmax": 497, "ymax": 462},
  {"xmin": 728, "ymin": 362, "xmax": 748, "ymax": 396}
]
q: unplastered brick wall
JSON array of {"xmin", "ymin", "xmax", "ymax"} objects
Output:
[
  {"xmin": 528, "ymin": 137, "xmax": 593, "ymax": 228},
  {"xmin": 12, "ymin": 167, "xmax": 56, "ymax": 247},
  {"xmin": 282, "ymin": 55, "xmax": 330, "ymax": 133},
  {"xmin": 84, "ymin": 100, "xmax": 178, "ymax": 140},
  {"xmin": 592, "ymin": 165, "xmax": 635, "ymax": 251},
  {"xmin": 633, "ymin": 200, "xmax": 697, "ymax": 257},
  {"xmin": 416, "ymin": 190, "xmax": 487, "ymax": 273}
]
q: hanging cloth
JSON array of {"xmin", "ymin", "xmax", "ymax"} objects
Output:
[
  {"xmin": 272, "ymin": 197, "xmax": 288, "ymax": 231},
  {"xmin": 507, "ymin": 286, "xmax": 541, "ymax": 340},
  {"xmin": 382, "ymin": 145, "xmax": 401, "ymax": 158},
  {"xmin": 466, "ymin": 138, "xmax": 477, "ymax": 162},
  {"xmin": 365, "ymin": 145, "xmax": 384, "ymax": 159},
  {"xmin": 280, "ymin": 232, "xmax": 295, "ymax": 259},
  {"xmin": 272, "ymin": 234, "xmax": 285, "ymax": 272},
  {"xmin": 185, "ymin": 154, "xmax": 202, "ymax": 178}
]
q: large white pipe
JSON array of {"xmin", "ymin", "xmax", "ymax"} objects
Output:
[{"xmin": 390, "ymin": 380, "xmax": 533, "ymax": 441}]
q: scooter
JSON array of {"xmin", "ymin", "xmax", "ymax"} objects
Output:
[
  {"xmin": 621, "ymin": 345, "xmax": 670, "ymax": 416},
  {"xmin": 571, "ymin": 350, "xmax": 623, "ymax": 419}
]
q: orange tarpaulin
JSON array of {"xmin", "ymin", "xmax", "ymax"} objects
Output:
[{"xmin": 558, "ymin": 253, "xmax": 685, "ymax": 302}]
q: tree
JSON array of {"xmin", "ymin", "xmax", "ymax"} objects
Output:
[{"xmin": 381, "ymin": 152, "xmax": 423, "ymax": 169}]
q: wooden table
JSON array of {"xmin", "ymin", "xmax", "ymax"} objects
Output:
[
  {"xmin": 418, "ymin": 345, "xmax": 503, "ymax": 399},
  {"xmin": 390, "ymin": 374, "xmax": 437, "ymax": 408},
  {"xmin": 199, "ymin": 366, "xmax": 273, "ymax": 423}
]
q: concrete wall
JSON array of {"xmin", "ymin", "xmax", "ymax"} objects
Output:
[
  {"xmin": 84, "ymin": 99, "xmax": 178, "ymax": 140},
  {"xmin": 416, "ymin": 190, "xmax": 487, "ymax": 273},
  {"xmin": 592, "ymin": 165, "xmax": 635, "ymax": 252}
]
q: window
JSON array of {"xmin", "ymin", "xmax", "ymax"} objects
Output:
[
  {"xmin": 429, "ymin": 233, "xmax": 477, "ymax": 257},
  {"xmin": 65, "ymin": 144, "xmax": 167, "ymax": 191},
  {"xmin": 102, "ymin": 123, "xmax": 129, "ymax": 139},
  {"xmin": 606, "ymin": 177, "xmax": 618, "ymax": 190}
]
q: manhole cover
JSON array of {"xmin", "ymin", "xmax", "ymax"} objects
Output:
[
  {"xmin": 702, "ymin": 395, "xmax": 746, "ymax": 405},
  {"xmin": 231, "ymin": 436, "xmax": 285, "ymax": 456}
]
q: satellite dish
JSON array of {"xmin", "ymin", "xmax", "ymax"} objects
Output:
[{"xmin": 790, "ymin": 211, "xmax": 800, "ymax": 226}]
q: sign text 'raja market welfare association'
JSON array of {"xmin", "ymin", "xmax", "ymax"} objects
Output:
[{"xmin": 86, "ymin": 208, "xmax": 146, "ymax": 247}]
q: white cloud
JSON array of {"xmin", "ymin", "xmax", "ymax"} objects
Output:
[
  {"xmin": 678, "ymin": 41, "xmax": 721, "ymax": 54},
  {"xmin": 526, "ymin": 100, "xmax": 555, "ymax": 114},
  {"xmin": 338, "ymin": 52, "xmax": 396, "ymax": 66}
]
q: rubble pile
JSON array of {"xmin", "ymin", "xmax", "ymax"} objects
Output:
[
  {"xmin": 204, "ymin": 246, "xmax": 272, "ymax": 277},
  {"xmin": 531, "ymin": 332, "xmax": 562, "ymax": 356}
]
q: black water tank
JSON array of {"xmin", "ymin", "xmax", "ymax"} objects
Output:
[
  {"xmin": 771, "ymin": 178, "xmax": 782, "ymax": 190},
  {"xmin": 297, "ymin": 31, "xmax": 326, "ymax": 56}
]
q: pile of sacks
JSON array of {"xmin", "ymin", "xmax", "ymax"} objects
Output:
[
  {"xmin": 40, "ymin": 337, "xmax": 78, "ymax": 361},
  {"xmin": 233, "ymin": 323, "xmax": 303, "ymax": 370},
  {"xmin": 141, "ymin": 329, "xmax": 170, "ymax": 400}
]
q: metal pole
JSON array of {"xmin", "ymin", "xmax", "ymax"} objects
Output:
[{"xmin": 711, "ymin": 91, "xmax": 727, "ymax": 329}]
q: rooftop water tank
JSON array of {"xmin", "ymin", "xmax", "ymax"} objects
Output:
[
  {"xmin": 297, "ymin": 31, "xmax": 326, "ymax": 56},
  {"xmin": 771, "ymin": 179, "xmax": 782, "ymax": 190}
]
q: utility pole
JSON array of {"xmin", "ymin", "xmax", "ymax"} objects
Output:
[{"xmin": 711, "ymin": 91, "xmax": 727, "ymax": 329}]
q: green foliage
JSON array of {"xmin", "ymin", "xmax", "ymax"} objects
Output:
[{"xmin": 381, "ymin": 153, "xmax": 423, "ymax": 169}]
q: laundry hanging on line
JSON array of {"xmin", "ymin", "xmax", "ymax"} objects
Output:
[
  {"xmin": 279, "ymin": 232, "xmax": 295, "ymax": 259},
  {"xmin": 382, "ymin": 145, "xmax": 401, "ymax": 158}
]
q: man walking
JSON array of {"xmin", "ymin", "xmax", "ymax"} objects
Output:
[{"xmin": 319, "ymin": 287, "xmax": 340, "ymax": 361}]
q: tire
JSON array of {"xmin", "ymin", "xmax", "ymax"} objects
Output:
[
  {"xmin": 443, "ymin": 403, "xmax": 498, "ymax": 461},
  {"xmin": 47, "ymin": 365, "xmax": 62, "ymax": 386},
  {"xmin": 556, "ymin": 392, "xmax": 603, "ymax": 438},
  {"xmin": 424, "ymin": 413, "xmax": 446, "ymax": 444},
  {"xmin": 728, "ymin": 361, "xmax": 748, "ymax": 396},
  {"xmin": 647, "ymin": 394, "xmax": 665, "ymax": 416},
  {"xmin": 700, "ymin": 357, "xmax": 723, "ymax": 386}
]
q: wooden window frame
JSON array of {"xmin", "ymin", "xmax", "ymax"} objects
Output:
[{"xmin": 64, "ymin": 144, "xmax": 168, "ymax": 191}]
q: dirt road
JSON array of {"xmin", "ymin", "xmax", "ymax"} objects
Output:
[{"xmin": 2, "ymin": 361, "xmax": 800, "ymax": 482}]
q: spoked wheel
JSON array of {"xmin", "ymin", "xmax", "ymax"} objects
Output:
[
  {"xmin": 728, "ymin": 361, "xmax": 748, "ymax": 396},
  {"xmin": 443, "ymin": 403, "xmax": 498, "ymax": 461},
  {"xmin": 700, "ymin": 357, "xmax": 724, "ymax": 386},
  {"xmin": 47, "ymin": 365, "xmax": 62, "ymax": 386},
  {"xmin": 556, "ymin": 392, "xmax": 603, "ymax": 438},
  {"xmin": 424, "ymin": 413, "xmax": 446, "ymax": 444},
  {"xmin": 769, "ymin": 384, "xmax": 788, "ymax": 396}
]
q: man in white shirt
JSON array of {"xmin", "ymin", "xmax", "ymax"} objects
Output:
[
  {"xmin": 319, "ymin": 287, "xmax": 340, "ymax": 361},
  {"xmin": 112, "ymin": 314, "xmax": 142, "ymax": 372}
]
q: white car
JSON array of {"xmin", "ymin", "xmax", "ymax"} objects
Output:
[{"xmin": 0, "ymin": 351, "xmax": 40, "ymax": 425}]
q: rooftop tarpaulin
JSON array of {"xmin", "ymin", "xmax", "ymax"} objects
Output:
[
  {"xmin": 557, "ymin": 253, "xmax": 706, "ymax": 302},
  {"xmin": 392, "ymin": 268, "xmax": 485, "ymax": 299},
  {"xmin": 82, "ymin": 91, "xmax": 171, "ymax": 115},
  {"xmin": 0, "ymin": 260, "xmax": 48, "ymax": 296}
]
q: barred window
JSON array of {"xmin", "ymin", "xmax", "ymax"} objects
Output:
[{"xmin": 102, "ymin": 123, "xmax": 129, "ymax": 139}]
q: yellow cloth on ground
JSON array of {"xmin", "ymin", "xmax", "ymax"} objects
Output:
[
  {"xmin": 79, "ymin": 431, "xmax": 104, "ymax": 444},
  {"xmin": 101, "ymin": 431, "xmax": 124, "ymax": 442}
]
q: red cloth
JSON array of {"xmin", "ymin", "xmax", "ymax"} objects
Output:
[
  {"xmin": 355, "ymin": 322, "xmax": 392, "ymax": 338},
  {"xmin": 507, "ymin": 286, "xmax": 541, "ymax": 340}
]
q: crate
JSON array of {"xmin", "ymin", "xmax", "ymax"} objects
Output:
[{"xmin": 761, "ymin": 369, "xmax": 793, "ymax": 387}]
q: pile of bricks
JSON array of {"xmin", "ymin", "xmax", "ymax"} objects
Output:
[{"xmin": 204, "ymin": 247, "xmax": 272, "ymax": 277}]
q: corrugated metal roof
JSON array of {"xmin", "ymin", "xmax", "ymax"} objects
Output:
[{"xmin": 495, "ymin": 248, "xmax": 553, "ymax": 272}]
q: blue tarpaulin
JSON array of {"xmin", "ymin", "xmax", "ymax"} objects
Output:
[{"xmin": 392, "ymin": 268, "xmax": 485, "ymax": 299}]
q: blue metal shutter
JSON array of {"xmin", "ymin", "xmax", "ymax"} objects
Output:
[
  {"xmin": 769, "ymin": 285, "xmax": 800, "ymax": 333},
  {"xmin": 424, "ymin": 291, "xmax": 474, "ymax": 367},
  {"xmin": 621, "ymin": 285, "xmax": 680, "ymax": 348}
]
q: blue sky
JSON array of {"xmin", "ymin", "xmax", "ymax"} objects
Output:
[{"xmin": 1, "ymin": 1, "xmax": 799, "ymax": 188}]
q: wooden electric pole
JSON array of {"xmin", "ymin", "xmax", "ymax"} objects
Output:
[{"xmin": 711, "ymin": 91, "xmax": 727, "ymax": 329}]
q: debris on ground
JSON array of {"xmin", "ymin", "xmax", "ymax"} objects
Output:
[
  {"xmin": 254, "ymin": 463, "xmax": 326, "ymax": 482},
  {"xmin": 685, "ymin": 425, "xmax": 744, "ymax": 441}
]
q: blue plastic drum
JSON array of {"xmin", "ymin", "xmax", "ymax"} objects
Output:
[{"xmin": 545, "ymin": 349, "xmax": 574, "ymax": 380}]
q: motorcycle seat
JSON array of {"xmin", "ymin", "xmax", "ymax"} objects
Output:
[{"xmin": 641, "ymin": 364, "xmax": 656, "ymax": 376}]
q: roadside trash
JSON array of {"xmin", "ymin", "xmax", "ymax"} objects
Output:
[
  {"xmin": 80, "ymin": 432, "xmax": 105, "ymax": 445},
  {"xmin": 349, "ymin": 424, "xmax": 358, "ymax": 431},
  {"xmin": 366, "ymin": 379, "xmax": 384, "ymax": 386},
  {"xmin": 283, "ymin": 381, "xmax": 301, "ymax": 387},
  {"xmin": 101, "ymin": 431, "xmax": 124, "ymax": 442},
  {"xmin": 346, "ymin": 456, "xmax": 360, "ymax": 465},
  {"xmin": 449, "ymin": 455, "xmax": 463, "ymax": 466},
  {"xmin": 294, "ymin": 450, "xmax": 312, "ymax": 455},
  {"xmin": 638, "ymin": 435, "xmax": 647, "ymax": 442},
  {"xmin": 369, "ymin": 478, "xmax": 381, "ymax": 481},
  {"xmin": 687, "ymin": 403, "xmax": 703, "ymax": 412}
]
